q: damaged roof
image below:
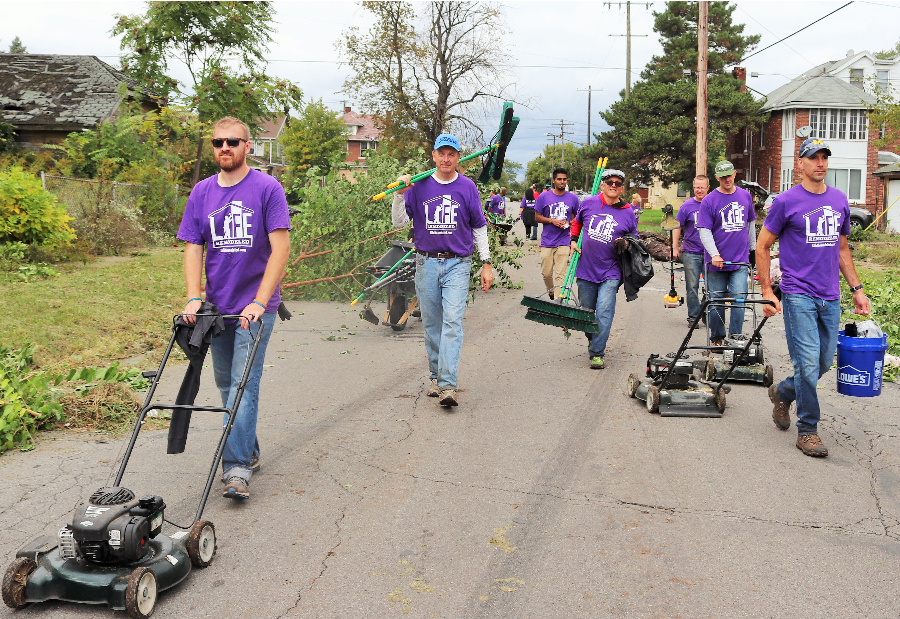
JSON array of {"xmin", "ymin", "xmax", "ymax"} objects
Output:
[
  {"xmin": 0, "ymin": 54, "xmax": 162, "ymax": 131},
  {"xmin": 761, "ymin": 60, "xmax": 876, "ymax": 112}
]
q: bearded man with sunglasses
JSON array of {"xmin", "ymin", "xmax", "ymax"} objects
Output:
[{"xmin": 177, "ymin": 116, "xmax": 291, "ymax": 500}]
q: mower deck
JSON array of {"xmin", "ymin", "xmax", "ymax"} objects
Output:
[{"xmin": 17, "ymin": 533, "xmax": 191, "ymax": 611}]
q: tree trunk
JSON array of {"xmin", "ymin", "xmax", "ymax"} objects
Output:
[{"xmin": 192, "ymin": 127, "xmax": 204, "ymax": 186}]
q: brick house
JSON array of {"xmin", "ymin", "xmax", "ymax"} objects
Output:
[
  {"xmin": 726, "ymin": 51, "xmax": 900, "ymax": 222},
  {"xmin": 342, "ymin": 106, "xmax": 381, "ymax": 165},
  {"xmin": 0, "ymin": 54, "xmax": 162, "ymax": 150}
]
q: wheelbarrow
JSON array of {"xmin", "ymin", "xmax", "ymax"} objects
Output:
[{"xmin": 353, "ymin": 241, "xmax": 418, "ymax": 331}]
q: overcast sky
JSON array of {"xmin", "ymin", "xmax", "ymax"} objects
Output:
[{"xmin": 5, "ymin": 1, "xmax": 900, "ymax": 175}]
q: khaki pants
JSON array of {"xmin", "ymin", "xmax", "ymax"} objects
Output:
[{"xmin": 540, "ymin": 245, "xmax": 571, "ymax": 295}]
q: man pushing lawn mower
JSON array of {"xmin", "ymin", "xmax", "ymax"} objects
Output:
[{"xmin": 177, "ymin": 116, "xmax": 291, "ymax": 500}]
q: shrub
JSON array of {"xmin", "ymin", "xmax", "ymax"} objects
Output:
[
  {"xmin": 65, "ymin": 180, "xmax": 147, "ymax": 256},
  {"xmin": 0, "ymin": 167, "xmax": 75, "ymax": 249}
]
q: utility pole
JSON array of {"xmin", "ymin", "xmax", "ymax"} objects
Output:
[
  {"xmin": 576, "ymin": 86, "xmax": 603, "ymax": 146},
  {"xmin": 553, "ymin": 120, "xmax": 575, "ymax": 166},
  {"xmin": 696, "ymin": 1, "xmax": 709, "ymax": 177},
  {"xmin": 545, "ymin": 133, "xmax": 557, "ymax": 176},
  {"xmin": 606, "ymin": 1, "xmax": 651, "ymax": 99}
]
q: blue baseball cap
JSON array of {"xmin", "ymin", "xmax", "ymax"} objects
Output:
[
  {"xmin": 799, "ymin": 138, "xmax": 832, "ymax": 158},
  {"xmin": 433, "ymin": 134, "xmax": 461, "ymax": 151}
]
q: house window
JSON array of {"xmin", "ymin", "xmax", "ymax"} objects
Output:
[
  {"xmin": 850, "ymin": 68, "xmax": 864, "ymax": 89},
  {"xmin": 825, "ymin": 168, "xmax": 863, "ymax": 201},
  {"xmin": 759, "ymin": 122, "xmax": 766, "ymax": 148},
  {"xmin": 768, "ymin": 166, "xmax": 773, "ymax": 191},
  {"xmin": 676, "ymin": 184, "xmax": 688, "ymax": 197},
  {"xmin": 828, "ymin": 109, "xmax": 838, "ymax": 139},
  {"xmin": 810, "ymin": 108, "xmax": 821, "ymax": 138},
  {"xmin": 781, "ymin": 168, "xmax": 794, "ymax": 192},
  {"xmin": 877, "ymin": 69, "xmax": 890, "ymax": 91},
  {"xmin": 782, "ymin": 109, "xmax": 796, "ymax": 140},
  {"xmin": 837, "ymin": 109, "xmax": 847, "ymax": 140},
  {"xmin": 848, "ymin": 110, "xmax": 868, "ymax": 140}
]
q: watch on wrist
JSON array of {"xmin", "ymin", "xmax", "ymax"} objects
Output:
[
  {"xmin": 850, "ymin": 284, "xmax": 864, "ymax": 293},
  {"xmin": 482, "ymin": 258, "xmax": 492, "ymax": 265}
]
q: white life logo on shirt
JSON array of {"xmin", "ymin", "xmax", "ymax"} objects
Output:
[
  {"xmin": 720, "ymin": 201, "xmax": 745, "ymax": 232},
  {"xmin": 587, "ymin": 213, "xmax": 618, "ymax": 243},
  {"xmin": 804, "ymin": 204, "xmax": 842, "ymax": 247},
  {"xmin": 424, "ymin": 194, "xmax": 460, "ymax": 235},
  {"xmin": 209, "ymin": 201, "xmax": 254, "ymax": 251},
  {"xmin": 548, "ymin": 202, "xmax": 570, "ymax": 220}
]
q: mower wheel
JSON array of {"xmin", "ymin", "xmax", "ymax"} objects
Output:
[
  {"xmin": 715, "ymin": 388, "xmax": 727, "ymax": 414},
  {"xmin": 627, "ymin": 374, "xmax": 641, "ymax": 398},
  {"xmin": 646, "ymin": 386, "xmax": 660, "ymax": 414},
  {"xmin": 2, "ymin": 556, "xmax": 36, "ymax": 609},
  {"xmin": 187, "ymin": 520, "xmax": 217, "ymax": 568},
  {"xmin": 125, "ymin": 566, "xmax": 157, "ymax": 619},
  {"xmin": 764, "ymin": 365, "xmax": 774, "ymax": 387}
]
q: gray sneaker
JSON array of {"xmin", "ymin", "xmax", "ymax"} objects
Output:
[
  {"xmin": 426, "ymin": 379, "xmax": 441, "ymax": 397},
  {"xmin": 439, "ymin": 389, "xmax": 458, "ymax": 407},
  {"xmin": 223, "ymin": 476, "xmax": 249, "ymax": 500},
  {"xmin": 250, "ymin": 455, "xmax": 261, "ymax": 473}
]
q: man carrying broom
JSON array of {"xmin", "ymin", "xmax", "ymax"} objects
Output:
[
  {"xmin": 392, "ymin": 134, "xmax": 493, "ymax": 407},
  {"xmin": 569, "ymin": 169, "xmax": 637, "ymax": 369}
]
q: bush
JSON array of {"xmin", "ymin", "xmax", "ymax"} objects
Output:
[
  {"xmin": 65, "ymin": 180, "xmax": 147, "ymax": 256},
  {"xmin": 0, "ymin": 167, "xmax": 75, "ymax": 249}
]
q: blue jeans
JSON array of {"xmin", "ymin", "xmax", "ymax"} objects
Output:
[
  {"xmin": 775, "ymin": 294, "xmax": 840, "ymax": 435},
  {"xmin": 707, "ymin": 266, "xmax": 748, "ymax": 340},
  {"xmin": 681, "ymin": 251, "xmax": 704, "ymax": 320},
  {"xmin": 211, "ymin": 312, "xmax": 275, "ymax": 482},
  {"xmin": 577, "ymin": 278, "xmax": 620, "ymax": 358},
  {"xmin": 415, "ymin": 255, "xmax": 472, "ymax": 390}
]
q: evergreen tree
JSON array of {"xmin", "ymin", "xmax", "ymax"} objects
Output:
[
  {"xmin": 8, "ymin": 37, "xmax": 27, "ymax": 54},
  {"xmin": 597, "ymin": 1, "xmax": 765, "ymax": 189}
]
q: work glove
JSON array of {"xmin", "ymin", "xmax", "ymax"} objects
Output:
[{"xmin": 613, "ymin": 237, "xmax": 629, "ymax": 255}]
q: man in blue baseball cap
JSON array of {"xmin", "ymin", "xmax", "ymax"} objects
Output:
[
  {"xmin": 391, "ymin": 133, "xmax": 493, "ymax": 408},
  {"xmin": 757, "ymin": 137, "xmax": 869, "ymax": 457}
]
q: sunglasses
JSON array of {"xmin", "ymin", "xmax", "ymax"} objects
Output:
[
  {"xmin": 211, "ymin": 137, "xmax": 248, "ymax": 148},
  {"xmin": 604, "ymin": 180, "xmax": 624, "ymax": 187}
]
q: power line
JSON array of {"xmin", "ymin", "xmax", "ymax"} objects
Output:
[
  {"xmin": 604, "ymin": 0, "xmax": 653, "ymax": 99},
  {"xmin": 740, "ymin": 2, "xmax": 854, "ymax": 62}
]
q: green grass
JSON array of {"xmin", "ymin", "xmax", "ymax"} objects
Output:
[{"xmin": 0, "ymin": 248, "xmax": 185, "ymax": 372}]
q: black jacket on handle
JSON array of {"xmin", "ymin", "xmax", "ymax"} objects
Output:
[{"xmin": 617, "ymin": 233, "xmax": 654, "ymax": 302}]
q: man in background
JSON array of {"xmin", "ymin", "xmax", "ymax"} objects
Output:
[
  {"xmin": 534, "ymin": 168, "xmax": 579, "ymax": 299},
  {"xmin": 672, "ymin": 175, "xmax": 710, "ymax": 325}
]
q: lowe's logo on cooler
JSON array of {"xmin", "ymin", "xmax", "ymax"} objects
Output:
[{"xmin": 838, "ymin": 364, "xmax": 870, "ymax": 387}]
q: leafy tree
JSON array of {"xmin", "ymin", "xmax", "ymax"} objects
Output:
[
  {"xmin": 597, "ymin": 1, "xmax": 765, "ymax": 189},
  {"xmin": 341, "ymin": 1, "xmax": 513, "ymax": 159},
  {"xmin": 869, "ymin": 85, "xmax": 900, "ymax": 152},
  {"xmin": 875, "ymin": 38, "xmax": 900, "ymax": 60},
  {"xmin": 8, "ymin": 37, "xmax": 26, "ymax": 54},
  {"xmin": 0, "ymin": 123, "xmax": 16, "ymax": 153},
  {"xmin": 281, "ymin": 100, "xmax": 348, "ymax": 188},
  {"xmin": 113, "ymin": 1, "xmax": 303, "ymax": 184}
]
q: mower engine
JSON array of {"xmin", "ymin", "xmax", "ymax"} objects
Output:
[
  {"xmin": 722, "ymin": 334, "xmax": 764, "ymax": 366},
  {"xmin": 59, "ymin": 487, "xmax": 165, "ymax": 565},
  {"xmin": 646, "ymin": 353, "xmax": 694, "ymax": 387}
]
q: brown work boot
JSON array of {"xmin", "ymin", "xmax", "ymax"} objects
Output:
[
  {"xmin": 796, "ymin": 434, "xmax": 828, "ymax": 457},
  {"xmin": 426, "ymin": 379, "xmax": 440, "ymax": 397},
  {"xmin": 769, "ymin": 384, "xmax": 791, "ymax": 431},
  {"xmin": 439, "ymin": 389, "xmax": 458, "ymax": 407},
  {"xmin": 703, "ymin": 339, "xmax": 724, "ymax": 357}
]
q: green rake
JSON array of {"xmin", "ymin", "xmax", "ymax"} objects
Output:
[{"xmin": 520, "ymin": 157, "xmax": 608, "ymax": 333}]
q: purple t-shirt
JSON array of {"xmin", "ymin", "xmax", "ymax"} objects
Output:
[
  {"xmin": 697, "ymin": 187, "xmax": 756, "ymax": 272},
  {"xmin": 676, "ymin": 198, "xmax": 704, "ymax": 254},
  {"xmin": 535, "ymin": 190, "xmax": 580, "ymax": 248},
  {"xmin": 574, "ymin": 195, "xmax": 637, "ymax": 283},
  {"xmin": 489, "ymin": 194, "xmax": 504, "ymax": 214},
  {"xmin": 404, "ymin": 174, "xmax": 486, "ymax": 256},
  {"xmin": 177, "ymin": 169, "xmax": 291, "ymax": 314},
  {"xmin": 764, "ymin": 184, "xmax": 850, "ymax": 300}
]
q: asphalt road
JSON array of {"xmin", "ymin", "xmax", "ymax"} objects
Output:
[{"xmin": 3, "ymin": 218, "xmax": 899, "ymax": 618}]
